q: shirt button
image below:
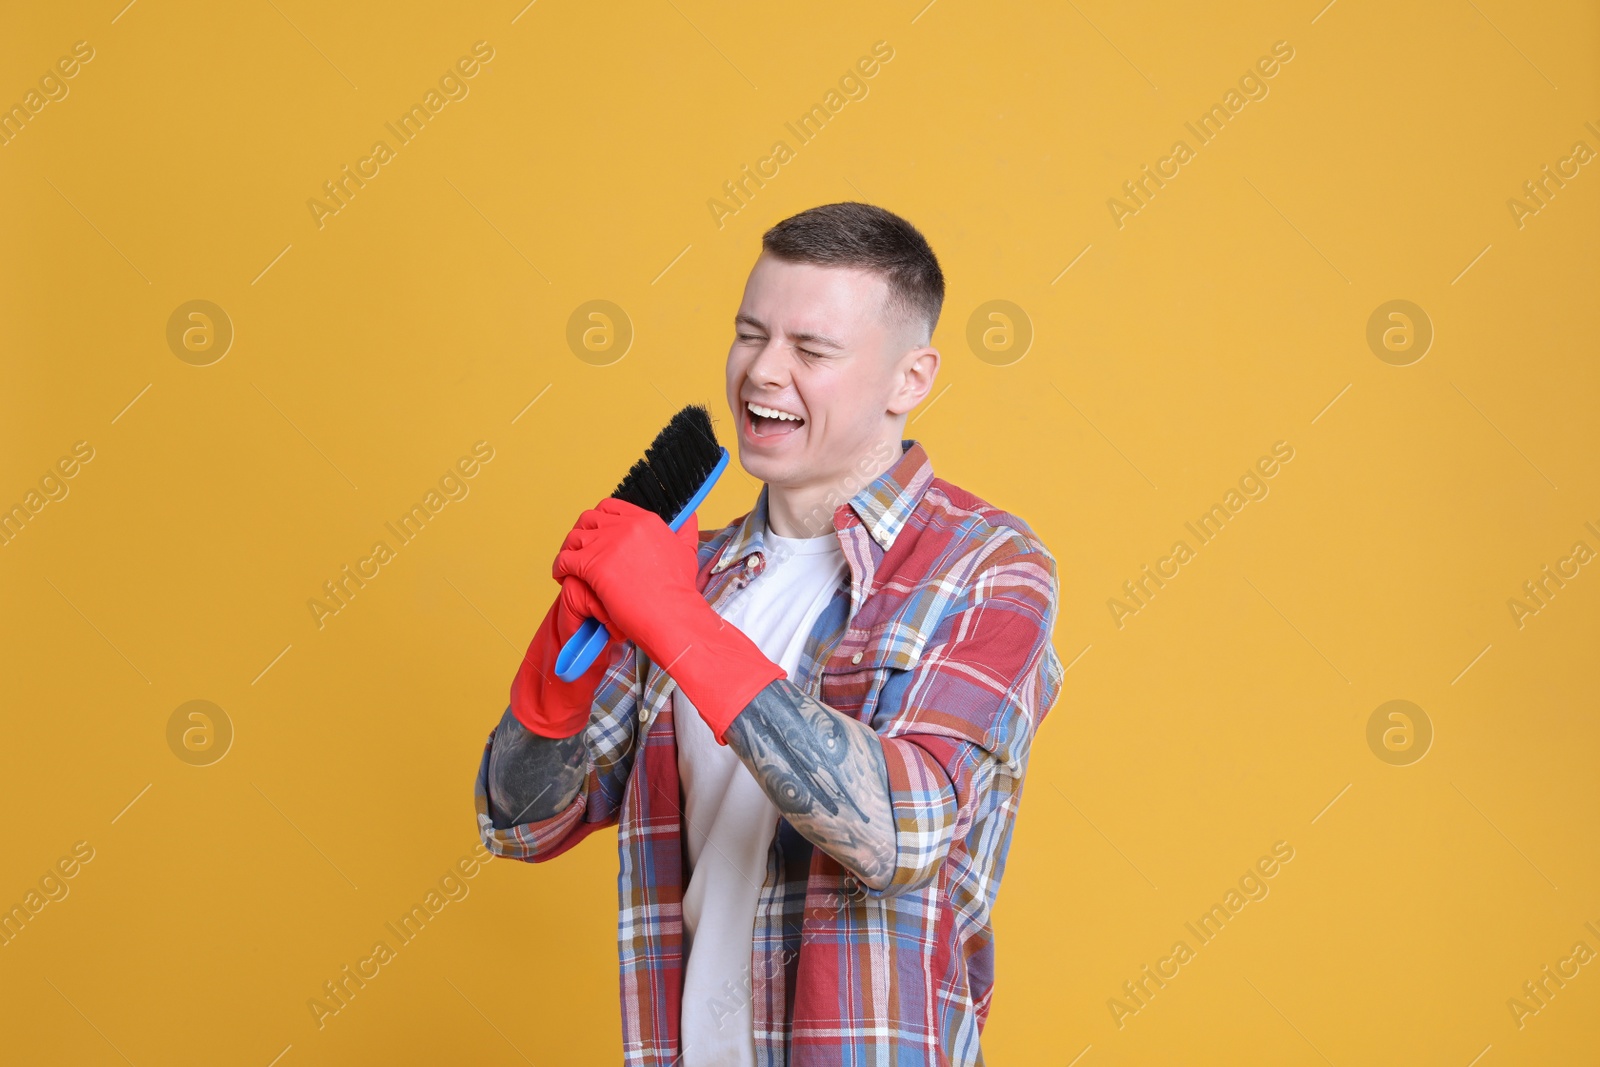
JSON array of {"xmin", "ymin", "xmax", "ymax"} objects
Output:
[
  {"xmin": 851, "ymin": 651, "xmax": 864, "ymax": 665},
  {"xmin": 639, "ymin": 705, "xmax": 649, "ymax": 722},
  {"xmin": 746, "ymin": 554, "xmax": 760, "ymax": 570}
]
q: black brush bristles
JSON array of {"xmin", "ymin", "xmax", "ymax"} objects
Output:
[{"xmin": 611, "ymin": 404, "xmax": 724, "ymax": 523}]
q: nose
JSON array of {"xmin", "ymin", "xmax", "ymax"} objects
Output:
[{"xmin": 746, "ymin": 334, "xmax": 789, "ymax": 389}]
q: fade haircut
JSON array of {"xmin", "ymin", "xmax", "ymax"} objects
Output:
[{"xmin": 761, "ymin": 202, "xmax": 944, "ymax": 347}]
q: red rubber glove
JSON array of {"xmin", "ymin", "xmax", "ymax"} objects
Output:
[
  {"xmin": 509, "ymin": 575, "xmax": 616, "ymax": 738},
  {"xmin": 552, "ymin": 498, "xmax": 786, "ymax": 745}
]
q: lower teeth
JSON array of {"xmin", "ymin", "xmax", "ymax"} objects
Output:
[{"xmin": 756, "ymin": 415, "xmax": 798, "ymax": 433}]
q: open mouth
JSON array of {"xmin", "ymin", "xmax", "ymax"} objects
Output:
[{"xmin": 744, "ymin": 400, "xmax": 805, "ymax": 440}]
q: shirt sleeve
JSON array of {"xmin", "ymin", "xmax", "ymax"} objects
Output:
[
  {"xmin": 475, "ymin": 639, "xmax": 650, "ymax": 863},
  {"xmin": 857, "ymin": 536, "xmax": 1065, "ymax": 899}
]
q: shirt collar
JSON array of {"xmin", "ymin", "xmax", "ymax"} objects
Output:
[{"xmin": 711, "ymin": 439, "xmax": 935, "ymax": 573}]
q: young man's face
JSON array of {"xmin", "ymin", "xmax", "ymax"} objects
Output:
[{"xmin": 725, "ymin": 251, "xmax": 930, "ymax": 499}]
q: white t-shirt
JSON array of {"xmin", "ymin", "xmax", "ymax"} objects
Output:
[{"xmin": 674, "ymin": 520, "xmax": 848, "ymax": 1067}]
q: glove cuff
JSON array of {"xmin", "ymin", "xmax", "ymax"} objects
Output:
[
  {"xmin": 659, "ymin": 606, "xmax": 787, "ymax": 745},
  {"xmin": 510, "ymin": 596, "xmax": 608, "ymax": 738}
]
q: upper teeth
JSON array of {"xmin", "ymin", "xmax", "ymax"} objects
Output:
[{"xmin": 748, "ymin": 402, "xmax": 802, "ymax": 422}]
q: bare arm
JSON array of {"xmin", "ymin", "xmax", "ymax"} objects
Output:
[
  {"xmin": 485, "ymin": 706, "xmax": 589, "ymax": 829},
  {"xmin": 723, "ymin": 678, "xmax": 896, "ymax": 890}
]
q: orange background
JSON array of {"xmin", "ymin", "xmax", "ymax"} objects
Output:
[{"xmin": 1, "ymin": 1, "xmax": 1596, "ymax": 1063}]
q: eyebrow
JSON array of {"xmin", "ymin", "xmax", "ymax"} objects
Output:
[{"xmin": 734, "ymin": 314, "xmax": 846, "ymax": 351}]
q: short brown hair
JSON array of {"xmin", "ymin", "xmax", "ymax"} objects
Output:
[{"xmin": 761, "ymin": 202, "xmax": 944, "ymax": 345}]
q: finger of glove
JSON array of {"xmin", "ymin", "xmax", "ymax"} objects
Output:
[
  {"xmin": 597, "ymin": 497, "xmax": 647, "ymax": 518},
  {"xmin": 551, "ymin": 545, "xmax": 588, "ymax": 583},
  {"xmin": 553, "ymin": 514, "xmax": 639, "ymax": 580},
  {"xmin": 556, "ymin": 575, "xmax": 611, "ymax": 640},
  {"xmin": 605, "ymin": 499, "xmax": 678, "ymax": 548},
  {"xmin": 570, "ymin": 504, "xmax": 613, "ymax": 532},
  {"xmin": 555, "ymin": 508, "xmax": 684, "ymax": 583}
]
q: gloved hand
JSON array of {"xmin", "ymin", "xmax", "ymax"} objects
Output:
[
  {"xmin": 509, "ymin": 574, "xmax": 616, "ymax": 738},
  {"xmin": 552, "ymin": 498, "xmax": 786, "ymax": 745}
]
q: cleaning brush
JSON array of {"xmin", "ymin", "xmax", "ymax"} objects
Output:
[{"xmin": 553, "ymin": 403, "xmax": 730, "ymax": 681}]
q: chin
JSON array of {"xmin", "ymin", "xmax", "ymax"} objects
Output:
[{"xmin": 738, "ymin": 449, "xmax": 781, "ymax": 479}]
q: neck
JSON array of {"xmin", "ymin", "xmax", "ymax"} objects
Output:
[{"xmin": 765, "ymin": 437, "xmax": 904, "ymax": 538}]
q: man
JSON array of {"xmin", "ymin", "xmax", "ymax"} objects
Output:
[{"xmin": 475, "ymin": 202, "xmax": 1064, "ymax": 1066}]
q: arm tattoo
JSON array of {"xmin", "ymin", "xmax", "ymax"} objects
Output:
[
  {"xmin": 724, "ymin": 678, "xmax": 896, "ymax": 890},
  {"xmin": 486, "ymin": 706, "xmax": 589, "ymax": 829}
]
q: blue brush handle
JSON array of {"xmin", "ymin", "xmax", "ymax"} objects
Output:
[
  {"xmin": 552, "ymin": 616, "xmax": 612, "ymax": 685},
  {"xmin": 553, "ymin": 446, "xmax": 730, "ymax": 682}
]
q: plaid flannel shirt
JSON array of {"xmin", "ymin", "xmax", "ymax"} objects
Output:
[{"xmin": 475, "ymin": 438, "xmax": 1064, "ymax": 1066}]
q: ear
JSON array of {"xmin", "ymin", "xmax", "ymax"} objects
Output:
[{"xmin": 887, "ymin": 345, "xmax": 940, "ymax": 417}]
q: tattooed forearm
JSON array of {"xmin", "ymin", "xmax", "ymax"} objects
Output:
[
  {"xmin": 724, "ymin": 678, "xmax": 896, "ymax": 890},
  {"xmin": 486, "ymin": 705, "xmax": 589, "ymax": 829}
]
